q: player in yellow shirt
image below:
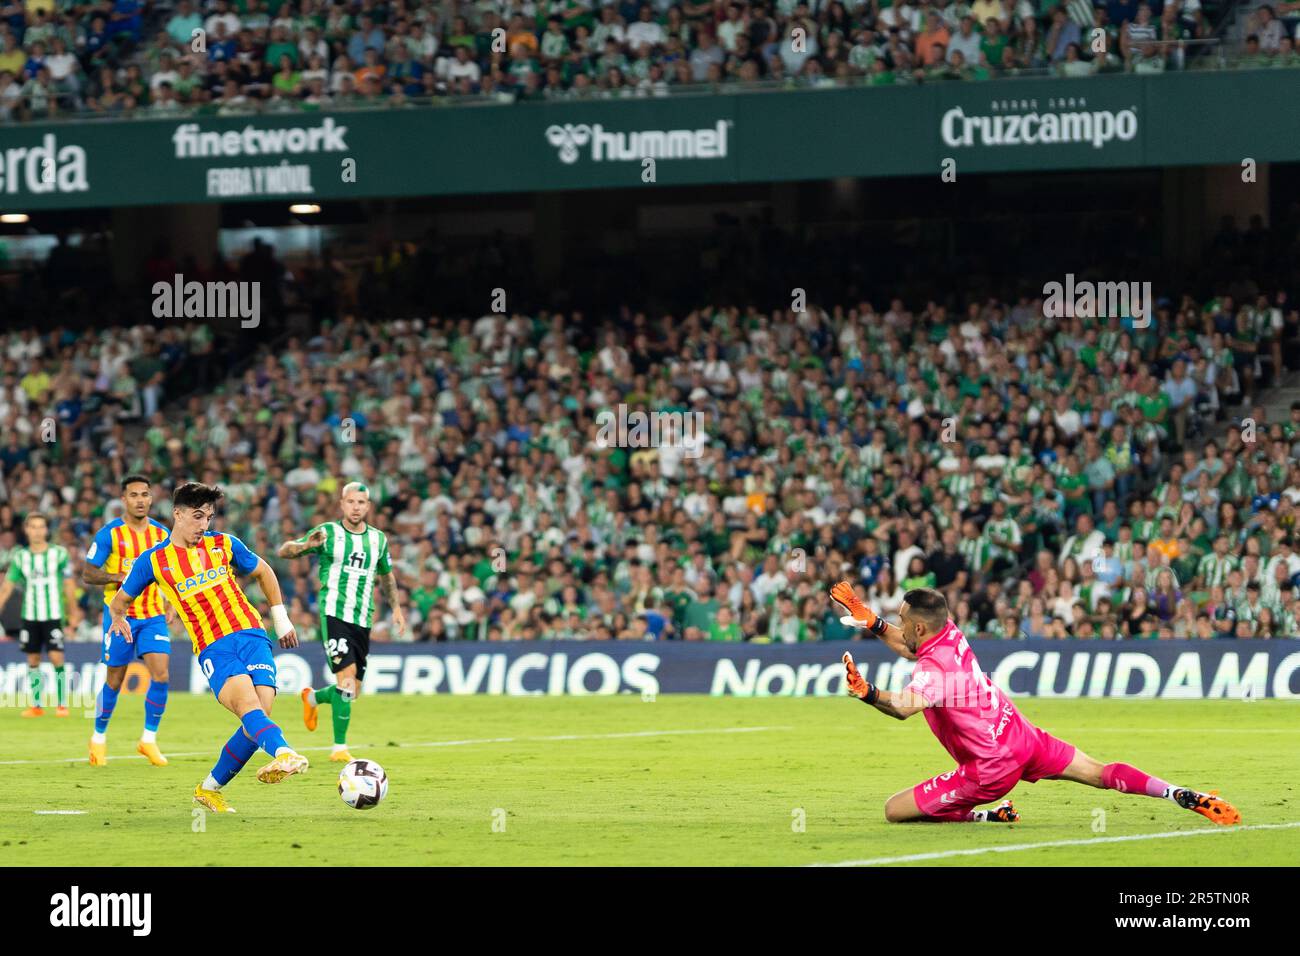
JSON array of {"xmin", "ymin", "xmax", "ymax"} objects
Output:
[
  {"xmin": 109, "ymin": 482, "xmax": 309, "ymax": 813},
  {"xmin": 84, "ymin": 475, "xmax": 172, "ymax": 767}
]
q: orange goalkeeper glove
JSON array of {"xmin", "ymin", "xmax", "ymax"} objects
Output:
[
  {"xmin": 842, "ymin": 651, "xmax": 879, "ymax": 704},
  {"xmin": 830, "ymin": 580, "xmax": 888, "ymax": 637}
]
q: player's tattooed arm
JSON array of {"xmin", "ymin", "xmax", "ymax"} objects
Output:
[
  {"xmin": 843, "ymin": 653, "xmax": 926, "ymax": 719},
  {"xmin": 83, "ymin": 564, "xmax": 124, "ymax": 586},
  {"xmin": 876, "ymin": 620, "xmax": 918, "ymax": 662},
  {"xmin": 866, "ymin": 689, "xmax": 928, "ymax": 721},
  {"xmin": 379, "ymin": 571, "xmax": 406, "ymax": 636},
  {"xmin": 829, "ymin": 582, "xmax": 917, "ymax": 661},
  {"xmin": 277, "ymin": 528, "xmax": 325, "ymax": 559},
  {"xmin": 106, "ymin": 588, "xmax": 134, "ymax": 642}
]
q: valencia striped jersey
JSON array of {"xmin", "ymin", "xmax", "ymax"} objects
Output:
[
  {"xmin": 120, "ymin": 531, "xmax": 264, "ymax": 653},
  {"xmin": 86, "ymin": 517, "xmax": 171, "ymax": 618}
]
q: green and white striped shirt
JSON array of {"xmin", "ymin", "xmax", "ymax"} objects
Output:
[
  {"xmin": 985, "ymin": 519, "xmax": 1022, "ymax": 561},
  {"xmin": 1198, "ymin": 554, "xmax": 1238, "ymax": 589},
  {"xmin": 6, "ymin": 545, "xmax": 71, "ymax": 622},
  {"xmin": 958, "ymin": 536, "xmax": 991, "ymax": 573},
  {"xmin": 297, "ymin": 522, "xmax": 393, "ymax": 628},
  {"xmin": 944, "ymin": 472, "xmax": 977, "ymax": 503}
]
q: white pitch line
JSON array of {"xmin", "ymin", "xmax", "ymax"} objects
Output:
[
  {"xmin": 400, "ymin": 725, "xmax": 794, "ymax": 748},
  {"xmin": 811, "ymin": 820, "xmax": 1300, "ymax": 867},
  {"xmin": 0, "ymin": 725, "xmax": 793, "ymax": 767},
  {"xmin": 1060, "ymin": 728, "xmax": 1294, "ymax": 738},
  {"xmin": 33, "ymin": 810, "xmax": 87, "ymax": 815}
]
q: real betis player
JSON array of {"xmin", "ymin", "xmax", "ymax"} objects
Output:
[
  {"xmin": 110, "ymin": 482, "xmax": 309, "ymax": 814},
  {"xmin": 0, "ymin": 514, "xmax": 81, "ymax": 717},
  {"xmin": 82, "ymin": 475, "xmax": 172, "ymax": 767},
  {"xmin": 276, "ymin": 481, "xmax": 405, "ymax": 763}
]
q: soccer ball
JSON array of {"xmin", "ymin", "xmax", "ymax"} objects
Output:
[{"xmin": 338, "ymin": 759, "xmax": 389, "ymax": 810}]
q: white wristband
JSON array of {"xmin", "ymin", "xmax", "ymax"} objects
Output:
[{"xmin": 269, "ymin": 604, "xmax": 293, "ymax": 639}]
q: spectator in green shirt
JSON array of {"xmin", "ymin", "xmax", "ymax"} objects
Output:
[
  {"xmin": 901, "ymin": 555, "xmax": 937, "ymax": 591},
  {"xmin": 980, "ymin": 18, "xmax": 1009, "ymax": 67},
  {"xmin": 707, "ymin": 605, "xmax": 743, "ymax": 641},
  {"xmin": 767, "ymin": 596, "xmax": 807, "ymax": 643},
  {"xmin": 265, "ymin": 25, "xmax": 299, "ymax": 68}
]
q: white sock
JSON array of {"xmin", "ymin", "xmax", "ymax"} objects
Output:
[
  {"xmin": 1164, "ymin": 786, "xmax": 1187, "ymax": 803},
  {"xmin": 274, "ymin": 746, "xmax": 292, "ymax": 757},
  {"xmin": 970, "ymin": 809, "xmax": 988, "ymax": 822},
  {"xmin": 91, "ymin": 731, "xmax": 106, "ymax": 744},
  {"xmin": 202, "ymin": 774, "xmax": 222, "ymax": 791},
  {"xmin": 140, "ymin": 729, "xmax": 157, "ymax": 744},
  {"xmin": 332, "ymin": 744, "xmax": 348, "ymax": 753}
]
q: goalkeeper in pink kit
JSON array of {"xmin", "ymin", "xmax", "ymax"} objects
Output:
[{"xmin": 830, "ymin": 582, "xmax": 1240, "ymax": 826}]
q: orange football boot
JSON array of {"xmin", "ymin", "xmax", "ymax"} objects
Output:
[
  {"xmin": 301, "ymin": 687, "xmax": 318, "ymax": 731},
  {"xmin": 137, "ymin": 740, "xmax": 168, "ymax": 766},
  {"xmin": 1176, "ymin": 789, "xmax": 1241, "ymax": 826}
]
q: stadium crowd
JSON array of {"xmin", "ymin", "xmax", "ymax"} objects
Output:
[
  {"xmin": 2, "ymin": 269, "xmax": 1300, "ymax": 644},
  {"xmin": 0, "ymin": 0, "xmax": 1289, "ymax": 121}
]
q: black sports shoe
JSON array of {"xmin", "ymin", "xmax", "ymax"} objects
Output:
[{"xmin": 984, "ymin": 800, "xmax": 1019, "ymax": 823}]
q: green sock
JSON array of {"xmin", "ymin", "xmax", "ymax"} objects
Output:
[
  {"xmin": 314, "ymin": 686, "xmax": 336, "ymax": 706},
  {"xmin": 332, "ymin": 693, "xmax": 351, "ymax": 746},
  {"xmin": 54, "ymin": 665, "xmax": 67, "ymax": 708},
  {"xmin": 28, "ymin": 667, "xmax": 42, "ymax": 708}
]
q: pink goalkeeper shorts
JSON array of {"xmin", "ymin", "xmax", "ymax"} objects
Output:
[{"xmin": 912, "ymin": 728, "xmax": 1076, "ymax": 820}]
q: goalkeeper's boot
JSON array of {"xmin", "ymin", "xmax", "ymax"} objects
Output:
[
  {"xmin": 55, "ymin": 706, "xmax": 70, "ymax": 717},
  {"xmin": 830, "ymin": 581, "xmax": 875, "ymax": 625},
  {"xmin": 21, "ymin": 706, "xmax": 44, "ymax": 718},
  {"xmin": 137, "ymin": 740, "xmax": 168, "ymax": 766},
  {"xmin": 256, "ymin": 750, "xmax": 309, "ymax": 784},
  {"xmin": 1174, "ymin": 788, "xmax": 1240, "ymax": 825},
  {"xmin": 984, "ymin": 800, "xmax": 1020, "ymax": 823},
  {"xmin": 329, "ymin": 749, "xmax": 354, "ymax": 763},
  {"xmin": 193, "ymin": 783, "xmax": 236, "ymax": 814},
  {"xmin": 301, "ymin": 687, "xmax": 318, "ymax": 731},
  {"xmin": 88, "ymin": 739, "xmax": 108, "ymax": 766}
]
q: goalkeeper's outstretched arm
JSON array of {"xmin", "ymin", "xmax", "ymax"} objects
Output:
[
  {"xmin": 842, "ymin": 652, "xmax": 927, "ymax": 720},
  {"xmin": 829, "ymin": 580, "xmax": 916, "ymax": 661}
]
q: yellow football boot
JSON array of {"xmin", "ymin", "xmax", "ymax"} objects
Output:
[
  {"xmin": 193, "ymin": 784, "xmax": 236, "ymax": 814},
  {"xmin": 256, "ymin": 750, "xmax": 309, "ymax": 784}
]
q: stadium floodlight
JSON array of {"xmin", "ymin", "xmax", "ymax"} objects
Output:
[
  {"xmin": 0, "ymin": 213, "xmax": 30, "ymax": 224},
  {"xmin": 288, "ymin": 204, "xmax": 321, "ymax": 215}
]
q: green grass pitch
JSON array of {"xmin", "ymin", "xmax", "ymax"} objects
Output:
[{"xmin": 3, "ymin": 694, "xmax": 1297, "ymax": 866}]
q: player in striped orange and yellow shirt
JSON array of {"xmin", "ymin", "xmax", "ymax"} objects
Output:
[
  {"xmin": 84, "ymin": 475, "xmax": 173, "ymax": 768},
  {"xmin": 109, "ymin": 482, "xmax": 309, "ymax": 814}
]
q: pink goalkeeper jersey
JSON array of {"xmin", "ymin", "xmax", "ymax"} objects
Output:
[{"xmin": 903, "ymin": 619, "xmax": 1039, "ymax": 768}]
